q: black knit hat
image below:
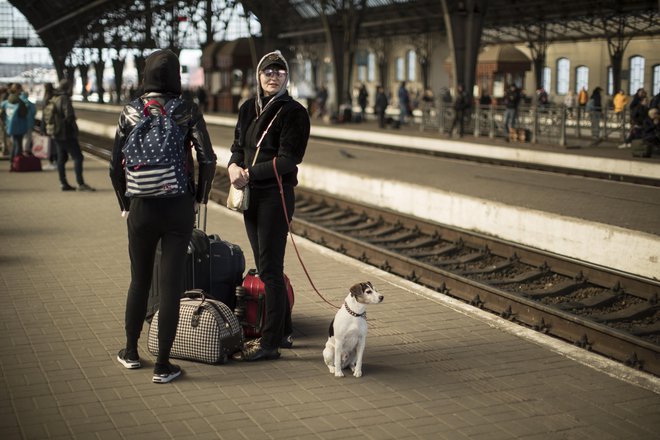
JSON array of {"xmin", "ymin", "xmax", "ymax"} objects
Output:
[{"xmin": 142, "ymin": 49, "xmax": 181, "ymax": 94}]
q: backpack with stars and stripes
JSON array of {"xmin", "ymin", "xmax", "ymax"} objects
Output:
[{"xmin": 122, "ymin": 98, "xmax": 189, "ymax": 198}]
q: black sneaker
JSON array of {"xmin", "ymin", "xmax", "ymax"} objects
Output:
[
  {"xmin": 61, "ymin": 183, "xmax": 76, "ymax": 191},
  {"xmin": 152, "ymin": 363, "xmax": 182, "ymax": 384},
  {"xmin": 78, "ymin": 183, "xmax": 96, "ymax": 192},
  {"xmin": 117, "ymin": 348, "xmax": 141, "ymax": 369},
  {"xmin": 240, "ymin": 342, "xmax": 280, "ymax": 362},
  {"xmin": 280, "ymin": 334, "xmax": 294, "ymax": 349}
]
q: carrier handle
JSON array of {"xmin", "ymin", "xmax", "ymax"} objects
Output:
[
  {"xmin": 184, "ymin": 289, "xmax": 206, "ymax": 302},
  {"xmin": 184, "ymin": 289, "xmax": 207, "ymax": 328}
]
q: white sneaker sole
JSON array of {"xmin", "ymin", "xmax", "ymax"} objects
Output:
[
  {"xmin": 152, "ymin": 370, "xmax": 181, "ymax": 384},
  {"xmin": 152, "ymin": 371, "xmax": 181, "ymax": 383},
  {"xmin": 117, "ymin": 355, "xmax": 141, "ymax": 369}
]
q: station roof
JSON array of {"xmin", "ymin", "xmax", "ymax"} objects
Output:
[{"xmin": 8, "ymin": 0, "xmax": 660, "ymax": 55}]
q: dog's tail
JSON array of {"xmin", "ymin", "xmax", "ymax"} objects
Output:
[{"xmin": 328, "ymin": 318, "xmax": 335, "ymax": 337}]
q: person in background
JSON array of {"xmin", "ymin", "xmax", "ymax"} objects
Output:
[
  {"xmin": 227, "ymin": 50, "xmax": 310, "ymax": 362},
  {"xmin": 315, "ymin": 84, "xmax": 328, "ymax": 119},
  {"xmin": 642, "ymin": 107, "xmax": 660, "ymax": 154},
  {"xmin": 577, "ymin": 86, "xmax": 589, "ymax": 121},
  {"xmin": 563, "ymin": 90, "xmax": 576, "ymax": 117},
  {"xmin": 619, "ymin": 96, "xmax": 649, "ymax": 149},
  {"xmin": 479, "ymin": 90, "xmax": 492, "ymax": 106},
  {"xmin": 613, "ymin": 89, "xmax": 628, "ymax": 122},
  {"xmin": 536, "ymin": 87, "xmax": 549, "ymax": 107},
  {"xmin": 40, "ymin": 83, "xmax": 57, "ymax": 170},
  {"xmin": 589, "ymin": 86, "xmax": 603, "ymax": 139},
  {"xmin": 449, "ymin": 83, "xmax": 469, "ymax": 138},
  {"xmin": 398, "ymin": 81, "xmax": 410, "ymax": 126},
  {"xmin": 374, "ymin": 85, "xmax": 388, "ymax": 129},
  {"xmin": 503, "ymin": 84, "xmax": 521, "ymax": 138},
  {"xmin": 50, "ymin": 79, "xmax": 95, "ymax": 191},
  {"xmin": 19, "ymin": 88, "xmax": 37, "ymax": 154},
  {"xmin": 1, "ymin": 84, "xmax": 30, "ymax": 167},
  {"xmin": 357, "ymin": 83, "xmax": 368, "ymax": 122},
  {"xmin": 110, "ymin": 49, "xmax": 217, "ymax": 384},
  {"xmin": 196, "ymin": 86, "xmax": 208, "ymax": 113}
]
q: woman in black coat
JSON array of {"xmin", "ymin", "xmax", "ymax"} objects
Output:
[{"xmin": 228, "ymin": 50, "xmax": 311, "ymax": 361}]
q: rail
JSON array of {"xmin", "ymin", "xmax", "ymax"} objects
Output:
[{"xmin": 420, "ymin": 102, "xmax": 633, "ymax": 147}]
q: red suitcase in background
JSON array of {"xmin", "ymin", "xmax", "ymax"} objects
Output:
[
  {"xmin": 11, "ymin": 153, "xmax": 42, "ymax": 172},
  {"xmin": 235, "ymin": 269, "xmax": 294, "ymax": 338}
]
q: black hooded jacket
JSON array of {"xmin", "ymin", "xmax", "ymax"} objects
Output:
[
  {"xmin": 109, "ymin": 50, "xmax": 217, "ymax": 211},
  {"xmin": 228, "ymin": 92, "xmax": 310, "ymax": 188}
]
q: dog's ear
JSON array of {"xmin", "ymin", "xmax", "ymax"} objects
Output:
[{"xmin": 349, "ymin": 283, "xmax": 363, "ymax": 298}]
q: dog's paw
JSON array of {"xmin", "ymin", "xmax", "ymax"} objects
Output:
[
  {"xmin": 328, "ymin": 366, "xmax": 335, "ymax": 374},
  {"xmin": 353, "ymin": 369, "xmax": 363, "ymax": 378},
  {"xmin": 334, "ymin": 370, "xmax": 345, "ymax": 378}
]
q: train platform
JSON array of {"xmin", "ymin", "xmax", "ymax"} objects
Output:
[
  {"xmin": 1, "ymin": 147, "xmax": 660, "ymax": 439},
  {"xmin": 0, "ymin": 146, "xmax": 660, "ymax": 440},
  {"xmin": 72, "ymin": 103, "xmax": 660, "ymax": 280}
]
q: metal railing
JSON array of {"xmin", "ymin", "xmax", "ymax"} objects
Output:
[{"xmin": 420, "ymin": 102, "xmax": 631, "ymax": 147}]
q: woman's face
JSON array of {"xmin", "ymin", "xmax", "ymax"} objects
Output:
[{"xmin": 260, "ymin": 67, "xmax": 287, "ymax": 96}]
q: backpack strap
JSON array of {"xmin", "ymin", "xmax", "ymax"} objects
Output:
[{"xmin": 143, "ymin": 99, "xmax": 166, "ymax": 116}]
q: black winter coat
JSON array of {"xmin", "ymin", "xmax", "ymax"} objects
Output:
[
  {"xmin": 109, "ymin": 92, "xmax": 217, "ymax": 212},
  {"xmin": 228, "ymin": 92, "xmax": 310, "ymax": 188}
]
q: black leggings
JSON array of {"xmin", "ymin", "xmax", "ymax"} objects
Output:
[
  {"xmin": 124, "ymin": 195, "xmax": 195, "ymax": 363},
  {"xmin": 243, "ymin": 185, "xmax": 295, "ymax": 349}
]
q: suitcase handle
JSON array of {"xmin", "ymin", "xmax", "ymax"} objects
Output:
[
  {"xmin": 184, "ymin": 289, "xmax": 207, "ymax": 328},
  {"xmin": 196, "ymin": 204, "xmax": 208, "ymax": 232},
  {"xmin": 184, "ymin": 289, "xmax": 207, "ymax": 303}
]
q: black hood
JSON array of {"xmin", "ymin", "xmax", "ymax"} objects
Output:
[{"xmin": 142, "ymin": 49, "xmax": 181, "ymax": 95}]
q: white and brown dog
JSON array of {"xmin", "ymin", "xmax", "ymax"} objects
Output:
[{"xmin": 323, "ymin": 281, "xmax": 384, "ymax": 378}]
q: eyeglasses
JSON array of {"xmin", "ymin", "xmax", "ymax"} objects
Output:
[{"xmin": 261, "ymin": 69, "xmax": 287, "ymax": 78}]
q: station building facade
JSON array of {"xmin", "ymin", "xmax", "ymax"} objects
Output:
[{"xmin": 287, "ymin": 33, "xmax": 660, "ymax": 111}]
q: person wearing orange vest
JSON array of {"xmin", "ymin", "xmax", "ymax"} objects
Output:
[
  {"xmin": 578, "ymin": 86, "xmax": 589, "ymax": 107},
  {"xmin": 577, "ymin": 86, "xmax": 589, "ymax": 121},
  {"xmin": 613, "ymin": 90, "xmax": 628, "ymax": 114}
]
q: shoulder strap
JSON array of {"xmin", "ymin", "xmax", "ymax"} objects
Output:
[
  {"xmin": 251, "ymin": 106, "xmax": 283, "ymax": 167},
  {"xmin": 143, "ymin": 99, "xmax": 166, "ymax": 116}
]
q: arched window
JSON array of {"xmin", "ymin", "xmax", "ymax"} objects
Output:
[
  {"xmin": 575, "ymin": 66, "xmax": 589, "ymax": 93},
  {"xmin": 542, "ymin": 67, "xmax": 551, "ymax": 92},
  {"xmin": 653, "ymin": 64, "xmax": 660, "ymax": 96},
  {"xmin": 607, "ymin": 66, "xmax": 614, "ymax": 95},
  {"xmin": 406, "ymin": 50, "xmax": 416, "ymax": 81},
  {"xmin": 367, "ymin": 52, "xmax": 376, "ymax": 82},
  {"xmin": 303, "ymin": 60, "xmax": 312, "ymax": 83},
  {"xmin": 556, "ymin": 58, "xmax": 570, "ymax": 95},
  {"xmin": 629, "ymin": 55, "xmax": 645, "ymax": 95},
  {"xmin": 356, "ymin": 50, "xmax": 368, "ymax": 82},
  {"xmin": 395, "ymin": 57, "xmax": 404, "ymax": 81}
]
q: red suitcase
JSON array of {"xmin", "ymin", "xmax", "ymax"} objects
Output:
[
  {"xmin": 235, "ymin": 269, "xmax": 294, "ymax": 338},
  {"xmin": 11, "ymin": 154, "xmax": 42, "ymax": 172}
]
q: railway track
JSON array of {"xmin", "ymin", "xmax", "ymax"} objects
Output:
[{"xmin": 81, "ymin": 137, "xmax": 660, "ymax": 377}]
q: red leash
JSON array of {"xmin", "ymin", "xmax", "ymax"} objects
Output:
[{"xmin": 272, "ymin": 158, "xmax": 339, "ymax": 310}]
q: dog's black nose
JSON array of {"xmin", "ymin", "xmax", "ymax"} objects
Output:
[{"xmin": 378, "ymin": 296, "xmax": 384, "ymax": 302}]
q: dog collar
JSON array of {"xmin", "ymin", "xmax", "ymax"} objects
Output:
[{"xmin": 344, "ymin": 302, "xmax": 366, "ymax": 319}]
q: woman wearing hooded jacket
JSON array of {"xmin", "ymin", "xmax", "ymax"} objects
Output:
[
  {"xmin": 228, "ymin": 50, "xmax": 310, "ymax": 362},
  {"xmin": 109, "ymin": 49, "xmax": 217, "ymax": 383}
]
